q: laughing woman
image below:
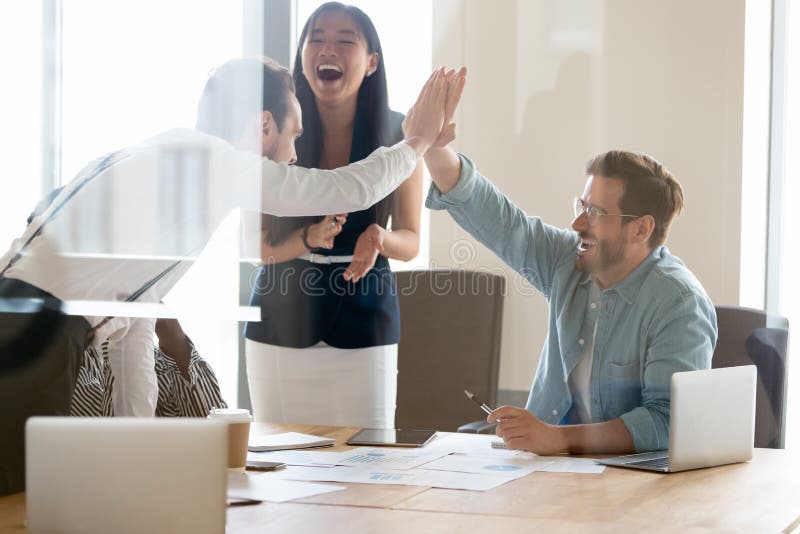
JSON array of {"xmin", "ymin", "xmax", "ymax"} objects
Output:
[{"xmin": 244, "ymin": 2, "xmax": 422, "ymax": 428}]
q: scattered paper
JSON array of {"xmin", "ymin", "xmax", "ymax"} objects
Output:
[
  {"xmin": 425, "ymin": 434, "xmax": 605, "ymax": 474},
  {"xmin": 425, "ymin": 432, "xmax": 519, "ymax": 458},
  {"xmin": 269, "ymin": 465, "xmax": 517, "ymax": 491},
  {"xmin": 419, "ymin": 453, "xmax": 553, "ymax": 478},
  {"xmin": 247, "ymin": 450, "xmax": 347, "ymax": 467},
  {"xmin": 248, "ymin": 432, "xmax": 334, "ymax": 452},
  {"xmin": 334, "ymin": 447, "xmax": 448, "ymax": 470},
  {"xmin": 535, "ymin": 457, "xmax": 606, "ymax": 474},
  {"xmin": 227, "ymin": 471, "xmax": 345, "ymax": 502}
]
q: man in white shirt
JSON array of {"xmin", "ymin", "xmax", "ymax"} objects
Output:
[{"xmin": 0, "ymin": 59, "xmax": 462, "ymax": 494}]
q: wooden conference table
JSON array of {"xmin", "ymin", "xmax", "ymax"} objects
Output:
[{"xmin": 1, "ymin": 422, "xmax": 799, "ymax": 533}]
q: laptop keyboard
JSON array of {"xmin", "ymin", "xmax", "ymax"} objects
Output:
[{"xmin": 627, "ymin": 456, "xmax": 669, "ymax": 469}]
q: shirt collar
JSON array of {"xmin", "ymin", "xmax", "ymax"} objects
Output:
[{"xmin": 590, "ymin": 246, "xmax": 667, "ymax": 304}]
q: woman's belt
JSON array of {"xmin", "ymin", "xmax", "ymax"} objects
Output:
[{"xmin": 298, "ymin": 253, "xmax": 354, "ymax": 264}]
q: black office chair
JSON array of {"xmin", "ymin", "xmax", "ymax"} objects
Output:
[
  {"xmin": 712, "ymin": 305, "xmax": 790, "ymax": 449},
  {"xmin": 394, "ymin": 270, "xmax": 504, "ymax": 432}
]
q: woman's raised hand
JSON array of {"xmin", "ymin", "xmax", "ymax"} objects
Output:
[
  {"xmin": 402, "ymin": 68, "xmax": 449, "ymax": 156},
  {"xmin": 403, "ymin": 66, "xmax": 467, "ymax": 155},
  {"xmin": 432, "ymin": 67, "xmax": 467, "ymax": 148}
]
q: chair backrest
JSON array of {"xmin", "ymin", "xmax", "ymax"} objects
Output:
[
  {"xmin": 712, "ymin": 305, "xmax": 790, "ymax": 448},
  {"xmin": 394, "ymin": 270, "xmax": 504, "ymax": 432}
]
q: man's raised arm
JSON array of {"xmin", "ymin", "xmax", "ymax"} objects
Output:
[{"xmin": 420, "ymin": 67, "xmax": 467, "ymax": 194}]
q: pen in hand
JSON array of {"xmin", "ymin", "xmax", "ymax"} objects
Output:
[
  {"xmin": 464, "ymin": 389, "xmax": 495, "ymax": 416},
  {"xmin": 464, "ymin": 389, "xmax": 507, "ymax": 448}
]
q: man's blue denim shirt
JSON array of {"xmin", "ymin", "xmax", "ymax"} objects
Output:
[{"xmin": 426, "ymin": 154, "xmax": 717, "ymax": 452}]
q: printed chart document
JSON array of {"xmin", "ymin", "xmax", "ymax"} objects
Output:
[
  {"xmin": 535, "ymin": 457, "xmax": 606, "ymax": 474},
  {"xmin": 269, "ymin": 465, "xmax": 519, "ymax": 491},
  {"xmin": 426, "ymin": 434, "xmax": 606, "ymax": 474},
  {"xmin": 248, "ymin": 432, "xmax": 334, "ymax": 452},
  {"xmin": 425, "ymin": 432, "xmax": 517, "ymax": 457},
  {"xmin": 227, "ymin": 472, "xmax": 345, "ymax": 503},
  {"xmin": 418, "ymin": 453, "xmax": 552, "ymax": 478},
  {"xmin": 245, "ymin": 433, "xmax": 604, "ymax": 495},
  {"xmin": 248, "ymin": 447, "xmax": 448, "ymax": 469},
  {"xmin": 334, "ymin": 447, "xmax": 447, "ymax": 470},
  {"xmin": 247, "ymin": 450, "xmax": 348, "ymax": 467}
]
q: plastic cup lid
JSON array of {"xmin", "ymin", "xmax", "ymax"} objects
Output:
[{"xmin": 207, "ymin": 408, "xmax": 251, "ymax": 423}]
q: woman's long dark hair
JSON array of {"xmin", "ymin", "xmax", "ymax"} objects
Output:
[{"xmin": 264, "ymin": 2, "xmax": 396, "ymax": 246}]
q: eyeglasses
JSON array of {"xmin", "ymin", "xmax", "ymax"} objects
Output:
[{"xmin": 573, "ymin": 197, "xmax": 641, "ymax": 224}]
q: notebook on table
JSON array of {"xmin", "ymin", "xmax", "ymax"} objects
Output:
[{"xmin": 248, "ymin": 432, "xmax": 335, "ymax": 452}]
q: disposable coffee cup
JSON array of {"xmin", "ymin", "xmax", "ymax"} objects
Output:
[{"xmin": 207, "ymin": 408, "xmax": 251, "ymax": 470}]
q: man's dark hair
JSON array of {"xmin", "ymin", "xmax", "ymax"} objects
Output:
[
  {"xmin": 196, "ymin": 57, "xmax": 296, "ymax": 142},
  {"xmin": 585, "ymin": 150, "xmax": 684, "ymax": 248}
]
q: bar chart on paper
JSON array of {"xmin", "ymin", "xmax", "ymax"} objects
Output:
[
  {"xmin": 368, "ymin": 472, "xmax": 414, "ymax": 482},
  {"xmin": 343, "ymin": 452, "xmax": 396, "ymax": 464},
  {"xmin": 335, "ymin": 448, "xmax": 446, "ymax": 470}
]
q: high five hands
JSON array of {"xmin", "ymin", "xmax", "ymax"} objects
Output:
[
  {"xmin": 433, "ymin": 67, "xmax": 467, "ymax": 148},
  {"xmin": 343, "ymin": 67, "xmax": 467, "ymax": 283},
  {"xmin": 403, "ymin": 66, "xmax": 467, "ymax": 156}
]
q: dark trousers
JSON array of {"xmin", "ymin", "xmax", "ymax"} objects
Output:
[{"xmin": 0, "ymin": 277, "xmax": 89, "ymax": 495}]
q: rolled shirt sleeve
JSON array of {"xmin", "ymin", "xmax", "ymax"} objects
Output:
[
  {"xmin": 619, "ymin": 291, "xmax": 716, "ymax": 452},
  {"xmin": 426, "ymin": 153, "xmax": 578, "ymax": 297}
]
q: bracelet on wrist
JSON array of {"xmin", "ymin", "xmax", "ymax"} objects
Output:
[{"xmin": 302, "ymin": 224, "xmax": 316, "ymax": 251}]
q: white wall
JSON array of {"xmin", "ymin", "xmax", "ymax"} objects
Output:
[{"xmin": 431, "ymin": 0, "xmax": 745, "ymax": 392}]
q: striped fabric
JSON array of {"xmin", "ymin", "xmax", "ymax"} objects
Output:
[
  {"xmin": 68, "ymin": 344, "xmax": 114, "ymax": 417},
  {"xmin": 69, "ymin": 340, "xmax": 227, "ymax": 417}
]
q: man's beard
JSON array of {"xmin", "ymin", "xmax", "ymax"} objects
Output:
[{"xmin": 575, "ymin": 234, "xmax": 626, "ymax": 274}]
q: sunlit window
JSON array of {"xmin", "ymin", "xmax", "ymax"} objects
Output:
[
  {"xmin": 0, "ymin": 2, "xmax": 43, "ymax": 251},
  {"xmin": 61, "ymin": 0, "xmax": 243, "ymax": 182}
]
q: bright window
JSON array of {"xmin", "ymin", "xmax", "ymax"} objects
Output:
[
  {"xmin": 0, "ymin": 2, "xmax": 43, "ymax": 251},
  {"xmin": 61, "ymin": 0, "xmax": 243, "ymax": 182}
]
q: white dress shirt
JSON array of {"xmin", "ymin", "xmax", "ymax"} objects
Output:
[{"xmin": 0, "ymin": 128, "xmax": 417, "ymax": 416}]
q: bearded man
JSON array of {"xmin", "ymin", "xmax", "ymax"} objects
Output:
[{"xmin": 424, "ymin": 139, "xmax": 716, "ymax": 454}]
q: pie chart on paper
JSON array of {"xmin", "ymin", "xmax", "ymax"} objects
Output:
[{"xmin": 483, "ymin": 465, "xmax": 522, "ymax": 472}]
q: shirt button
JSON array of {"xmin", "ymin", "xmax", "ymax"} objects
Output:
[
  {"xmin": 578, "ymin": 338, "xmax": 585, "ymax": 345},
  {"xmin": 590, "ymin": 302, "xmax": 597, "ymax": 309},
  {"xmin": 552, "ymin": 409, "xmax": 558, "ymax": 416}
]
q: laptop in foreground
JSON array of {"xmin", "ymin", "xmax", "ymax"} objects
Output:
[
  {"xmin": 597, "ymin": 365, "xmax": 756, "ymax": 473},
  {"xmin": 26, "ymin": 417, "xmax": 227, "ymax": 534}
]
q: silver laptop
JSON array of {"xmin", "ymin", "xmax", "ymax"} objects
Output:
[
  {"xmin": 26, "ymin": 417, "xmax": 227, "ymax": 534},
  {"xmin": 597, "ymin": 365, "xmax": 756, "ymax": 473}
]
